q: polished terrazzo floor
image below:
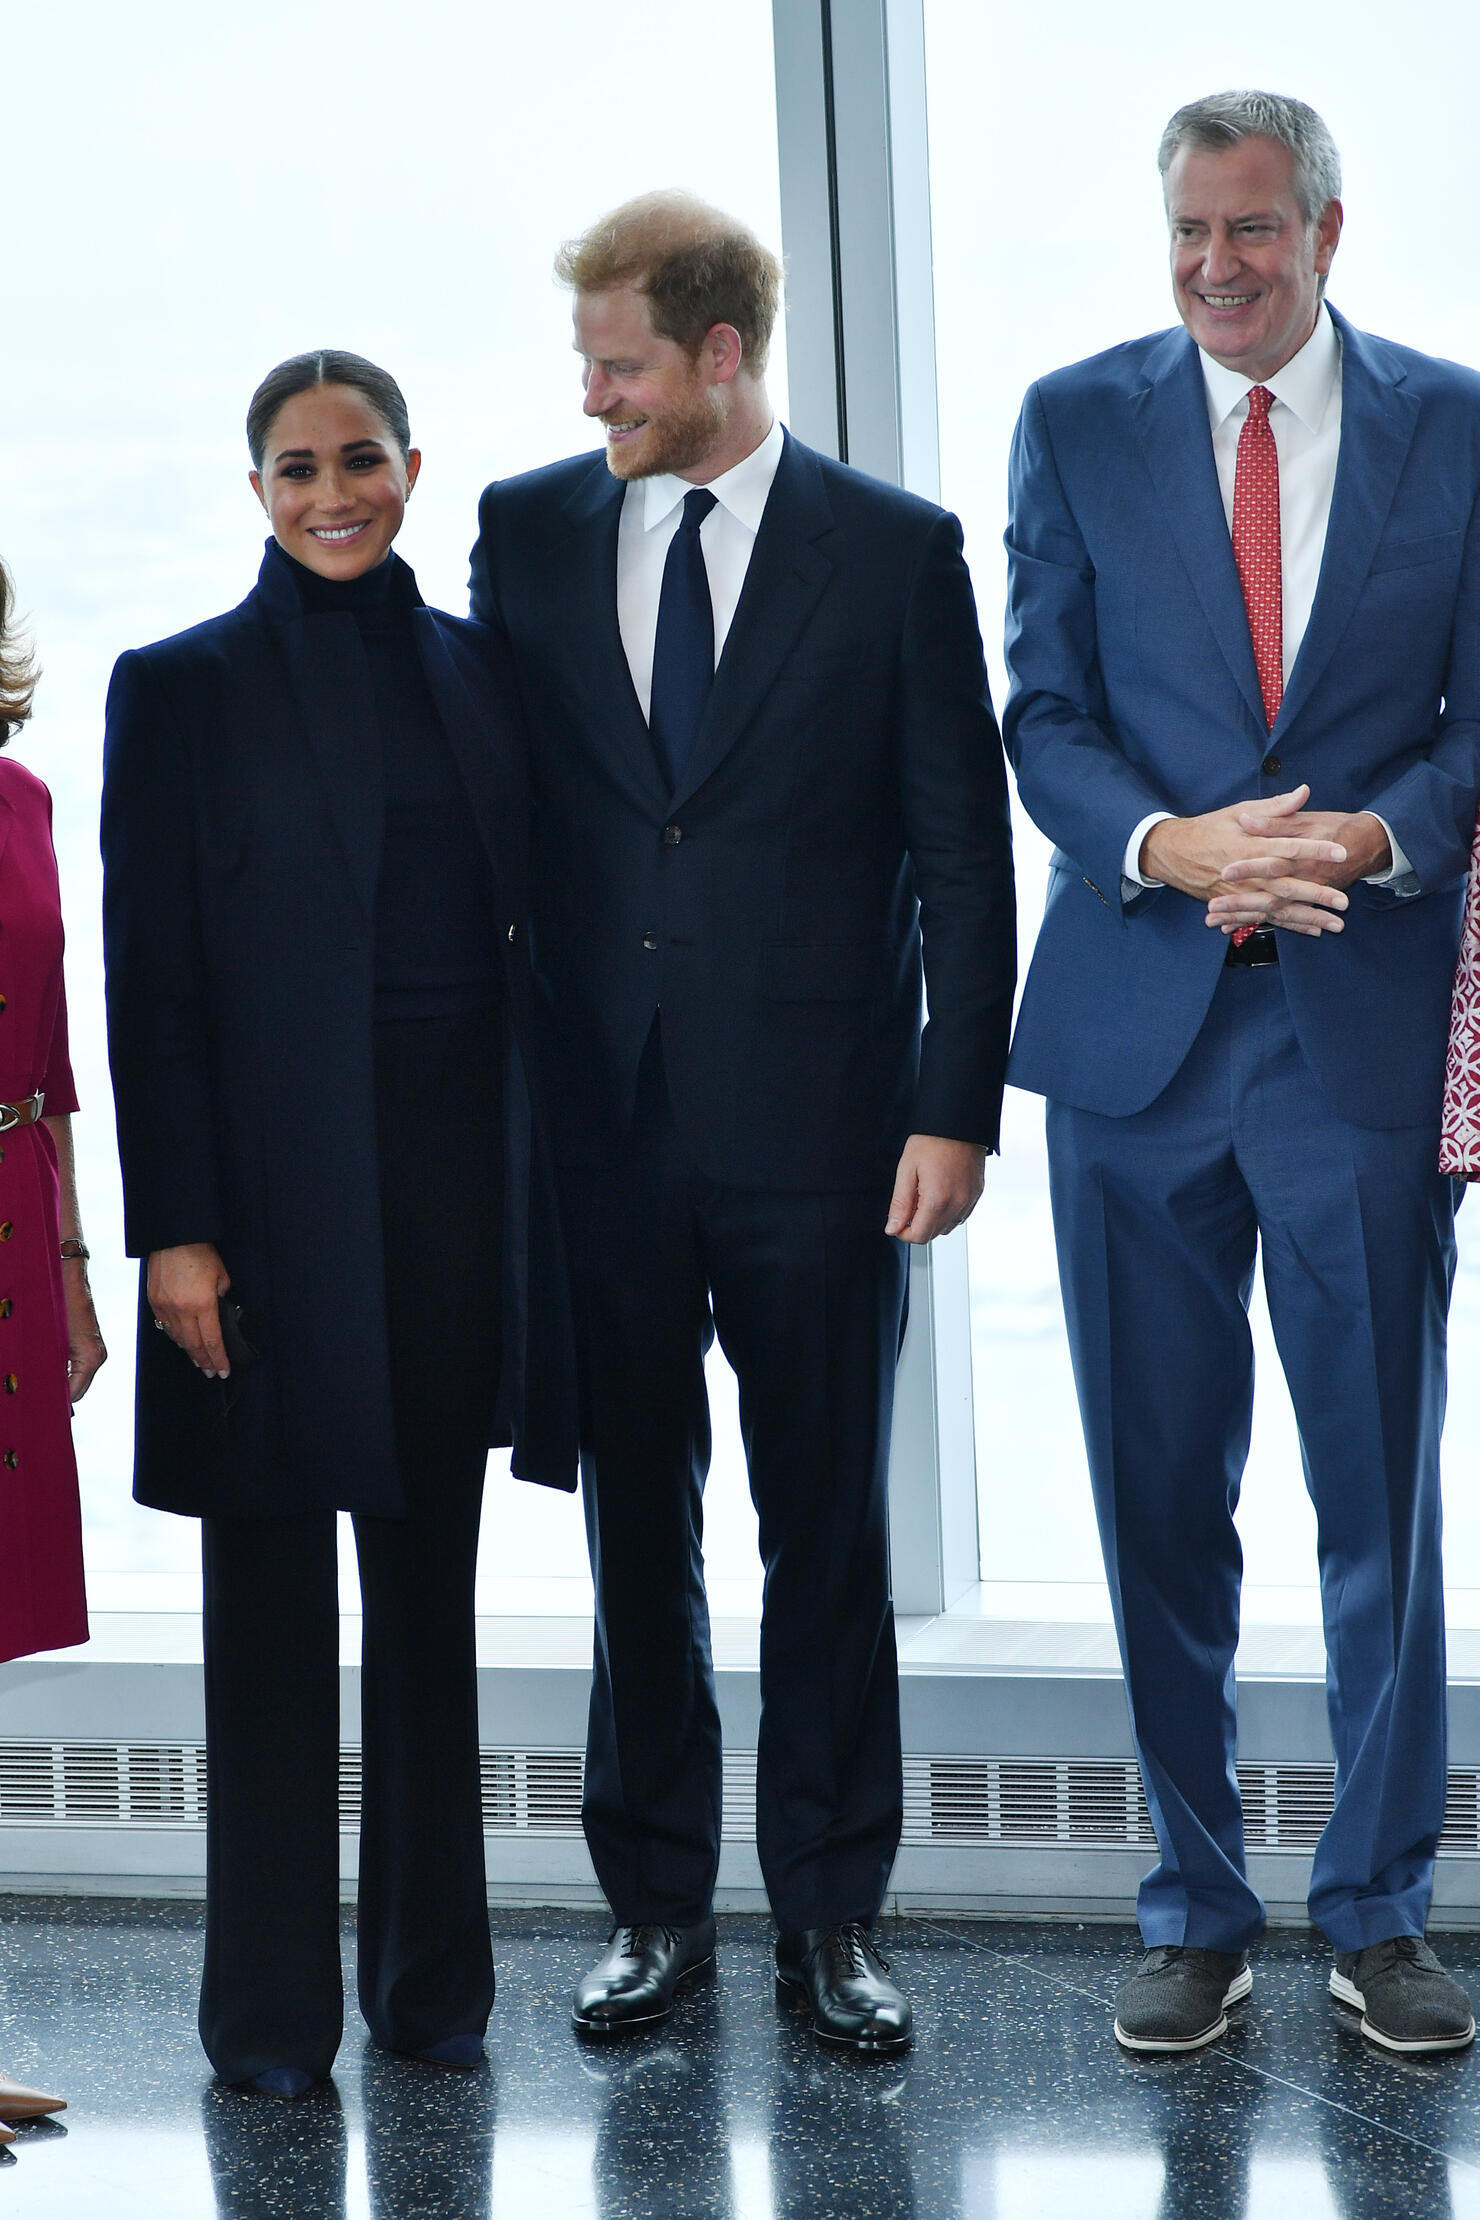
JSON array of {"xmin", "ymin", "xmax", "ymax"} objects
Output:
[{"xmin": 0, "ymin": 1901, "xmax": 1478, "ymax": 2217}]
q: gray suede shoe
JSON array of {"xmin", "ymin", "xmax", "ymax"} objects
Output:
[
  {"xmin": 1330, "ymin": 1937, "xmax": 1475, "ymax": 2054},
  {"xmin": 1113, "ymin": 1946, "xmax": 1252, "ymax": 2053}
]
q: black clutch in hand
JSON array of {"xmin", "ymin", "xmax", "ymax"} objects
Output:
[{"xmin": 216, "ymin": 1299, "xmax": 258, "ymax": 1416}]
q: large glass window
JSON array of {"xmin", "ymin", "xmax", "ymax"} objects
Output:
[
  {"xmin": 923, "ymin": 0, "xmax": 1480, "ymax": 1623},
  {"xmin": 3, "ymin": 0, "xmax": 784, "ymax": 1613}
]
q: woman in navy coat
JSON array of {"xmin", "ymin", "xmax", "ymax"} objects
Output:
[{"xmin": 100, "ymin": 352, "xmax": 576, "ymax": 2094}]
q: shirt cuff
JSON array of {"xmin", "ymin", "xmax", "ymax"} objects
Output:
[
  {"xmin": 1363, "ymin": 815, "xmax": 1418, "ymax": 892},
  {"xmin": 1122, "ymin": 812, "xmax": 1175, "ymax": 896}
]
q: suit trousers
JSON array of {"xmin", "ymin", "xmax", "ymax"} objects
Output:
[
  {"xmin": 198, "ymin": 1010, "xmax": 503, "ymax": 2082},
  {"xmin": 561, "ymin": 1023, "xmax": 909, "ymax": 1932},
  {"xmin": 1047, "ymin": 963, "xmax": 1457, "ymax": 1954}
]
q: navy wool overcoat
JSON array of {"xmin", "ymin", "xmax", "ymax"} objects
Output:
[{"xmin": 101, "ymin": 546, "xmax": 578, "ymax": 1518}]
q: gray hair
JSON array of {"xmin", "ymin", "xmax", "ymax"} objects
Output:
[{"xmin": 1158, "ymin": 91, "xmax": 1342, "ymax": 225}]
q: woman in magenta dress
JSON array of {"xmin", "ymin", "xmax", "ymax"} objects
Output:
[{"xmin": 0, "ymin": 557, "xmax": 106, "ymax": 2138}]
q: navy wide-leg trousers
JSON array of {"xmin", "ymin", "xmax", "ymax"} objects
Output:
[
  {"xmin": 1047, "ymin": 964, "xmax": 1457, "ymax": 1953},
  {"xmin": 198, "ymin": 1012, "xmax": 502, "ymax": 2082}
]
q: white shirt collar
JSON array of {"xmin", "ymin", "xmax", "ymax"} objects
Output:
[
  {"xmin": 1198, "ymin": 303, "xmax": 1341, "ymax": 434},
  {"xmin": 639, "ymin": 416, "xmax": 785, "ymax": 535}
]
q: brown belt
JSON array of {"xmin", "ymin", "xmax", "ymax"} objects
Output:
[{"xmin": 0, "ymin": 1092, "xmax": 44, "ymax": 1134}]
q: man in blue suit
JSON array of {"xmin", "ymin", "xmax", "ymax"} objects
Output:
[
  {"xmin": 1005, "ymin": 90, "xmax": 1480, "ymax": 2057},
  {"xmin": 471, "ymin": 193, "xmax": 1015, "ymax": 2050}
]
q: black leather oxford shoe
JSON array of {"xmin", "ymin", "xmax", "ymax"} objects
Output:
[
  {"xmin": 775, "ymin": 1924, "xmax": 913, "ymax": 2051},
  {"xmin": 572, "ymin": 1919, "xmax": 718, "ymax": 2034}
]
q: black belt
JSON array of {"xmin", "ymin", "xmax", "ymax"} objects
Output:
[{"xmin": 1224, "ymin": 930, "xmax": 1279, "ymax": 968}]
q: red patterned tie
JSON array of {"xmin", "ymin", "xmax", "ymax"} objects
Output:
[
  {"xmin": 1231, "ymin": 383, "xmax": 1282, "ymax": 944},
  {"xmin": 1233, "ymin": 384, "xmax": 1283, "ymax": 726}
]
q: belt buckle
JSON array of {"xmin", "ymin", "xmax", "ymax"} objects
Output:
[
  {"xmin": 1227, "ymin": 930, "xmax": 1279, "ymax": 969},
  {"xmin": 0, "ymin": 1093, "xmax": 42, "ymax": 1134}
]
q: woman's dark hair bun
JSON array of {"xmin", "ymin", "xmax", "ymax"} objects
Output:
[{"xmin": 247, "ymin": 350, "xmax": 411, "ymax": 469}]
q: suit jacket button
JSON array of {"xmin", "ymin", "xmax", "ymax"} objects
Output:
[
  {"xmin": 3, "ymin": 1375, "xmax": 16, "ymax": 1395},
  {"xmin": 0, "ymin": 1300, "xmax": 11, "ymax": 1318},
  {"xmin": 642, "ymin": 933, "xmax": 659, "ymax": 951},
  {"xmin": 1262, "ymin": 752, "xmax": 1281, "ymax": 775},
  {"xmin": 0, "ymin": 1224, "xmax": 13, "ymax": 1242},
  {"xmin": 3, "ymin": 1451, "xmax": 17, "ymax": 1469},
  {"xmin": 0, "ymin": 995, "xmax": 8, "ymax": 1013},
  {"xmin": 663, "ymin": 825, "xmax": 683, "ymax": 846},
  {"xmin": 507, "ymin": 923, "xmax": 518, "ymax": 943}
]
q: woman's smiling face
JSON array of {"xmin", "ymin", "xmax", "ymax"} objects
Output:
[{"xmin": 250, "ymin": 384, "xmax": 420, "ymax": 579}]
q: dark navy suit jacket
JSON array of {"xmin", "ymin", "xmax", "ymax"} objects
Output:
[
  {"xmin": 1004, "ymin": 307, "xmax": 1480, "ymax": 1127},
  {"xmin": 470, "ymin": 431, "xmax": 1017, "ymax": 1186},
  {"xmin": 101, "ymin": 547, "xmax": 578, "ymax": 1516}
]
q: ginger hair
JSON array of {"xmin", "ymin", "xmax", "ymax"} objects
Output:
[{"xmin": 556, "ymin": 190, "xmax": 781, "ymax": 374}]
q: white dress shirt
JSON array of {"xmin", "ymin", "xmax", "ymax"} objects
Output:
[
  {"xmin": 616, "ymin": 416, "xmax": 785, "ymax": 721},
  {"xmin": 1125, "ymin": 305, "xmax": 1410, "ymax": 892}
]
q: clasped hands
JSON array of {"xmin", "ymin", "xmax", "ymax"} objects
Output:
[{"xmin": 1139, "ymin": 784, "xmax": 1392, "ymax": 937}]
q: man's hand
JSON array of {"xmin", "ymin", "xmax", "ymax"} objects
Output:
[
  {"xmin": 886, "ymin": 1136, "xmax": 987, "ymax": 1244},
  {"xmin": 1204, "ymin": 806, "xmax": 1392, "ymax": 934},
  {"xmin": 147, "ymin": 1242, "xmax": 232, "ymax": 1377}
]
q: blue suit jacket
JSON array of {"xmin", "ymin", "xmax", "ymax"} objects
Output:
[{"xmin": 1003, "ymin": 307, "xmax": 1480, "ymax": 1128}]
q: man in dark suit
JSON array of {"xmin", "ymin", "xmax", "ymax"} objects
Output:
[
  {"xmin": 471, "ymin": 192, "xmax": 1015, "ymax": 2049},
  {"xmin": 1005, "ymin": 90, "xmax": 1480, "ymax": 2056}
]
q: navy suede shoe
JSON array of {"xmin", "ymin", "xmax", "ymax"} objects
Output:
[
  {"xmin": 412, "ymin": 2034, "xmax": 486, "ymax": 2068},
  {"xmin": 243, "ymin": 2067, "xmax": 318, "ymax": 2099}
]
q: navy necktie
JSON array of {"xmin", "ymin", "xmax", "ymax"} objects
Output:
[{"xmin": 648, "ymin": 487, "xmax": 718, "ymax": 790}]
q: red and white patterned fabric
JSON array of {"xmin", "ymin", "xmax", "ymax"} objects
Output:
[
  {"xmin": 1440, "ymin": 807, "xmax": 1480, "ymax": 1177},
  {"xmin": 1229, "ymin": 383, "xmax": 1283, "ymax": 948},
  {"xmin": 1233, "ymin": 385, "xmax": 1284, "ymax": 730}
]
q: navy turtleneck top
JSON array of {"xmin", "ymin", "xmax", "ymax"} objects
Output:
[{"xmin": 266, "ymin": 540, "xmax": 502, "ymax": 1024}]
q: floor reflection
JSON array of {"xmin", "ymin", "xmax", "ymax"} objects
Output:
[
  {"xmin": 361, "ymin": 2047, "xmax": 496, "ymax": 2218},
  {"xmin": 202, "ymin": 2081, "xmax": 348, "ymax": 2218},
  {"xmin": 0, "ymin": 1904, "xmax": 1477, "ymax": 2217}
]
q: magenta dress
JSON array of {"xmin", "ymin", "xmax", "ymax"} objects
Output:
[{"xmin": 0, "ymin": 756, "xmax": 85, "ymax": 1663}]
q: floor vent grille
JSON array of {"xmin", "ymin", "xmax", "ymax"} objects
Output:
[
  {"xmin": 1, "ymin": 1743, "xmax": 1478, "ymax": 1857},
  {"xmin": 335, "ymin": 1748, "xmax": 586, "ymax": 1836},
  {"xmin": 904, "ymin": 1758, "xmax": 1155, "ymax": 1849},
  {"xmin": 902, "ymin": 1757, "xmax": 1480, "ymax": 1856},
  {"xmin": 0, "ymin": 1742, "xmax": 209, "ymax": 1826}
]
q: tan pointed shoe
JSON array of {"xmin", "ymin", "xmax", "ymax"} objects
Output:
[
  {"xmin": 0, "ymin": 2074, "xmax": 65, "ymax": 2120},
  {"xmin": 0, "ymin": 2120, "xmax": 14, "ymax": 2144}
]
